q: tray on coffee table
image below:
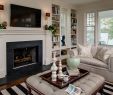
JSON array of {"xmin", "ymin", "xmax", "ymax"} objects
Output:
[{"xmin": 40, "ymin": 68, "xmax": 89, "ymax": 89}]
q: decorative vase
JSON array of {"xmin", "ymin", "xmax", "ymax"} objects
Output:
[
  {"xmin": 67, "ymin": 58, "xmax": 80, "ymax": 70},
  {"xmin": 67, "ymin": 58, "xmax": 80, "ymax": 76}
]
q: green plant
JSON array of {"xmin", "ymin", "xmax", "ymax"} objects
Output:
[
  {"xmin": 0, "ymin": 21, "xmax": 7, "ymax": 29},
  {"xmin": 0, "ymin": 24, "xmax": 4, "ymax": 29},
  {"xmin": 48, "ymin": 25, "xmax": 57, "ymax": 35}
]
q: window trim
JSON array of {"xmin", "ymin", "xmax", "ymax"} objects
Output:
[{"xmin": 85, "ymin": 12, "xmax": 96, "ymax": 45}]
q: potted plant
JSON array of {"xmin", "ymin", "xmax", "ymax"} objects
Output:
[
  {"xmin": 0, "ymin": 21, "xmax": 7, "ymax": 29},
  {"xmin": 48, "ymin": 24, "xmax": 57, "ymax": 36}
]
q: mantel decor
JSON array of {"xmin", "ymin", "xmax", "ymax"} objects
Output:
[
  {"xmin": 0, "ymin": 5, "xmax": 4, "ymax": 10},
  {"xmin": 0, "ymin": 21, "xmax": 7, "ymax": 29},
  {"xmin": 47, "ymin": 24, "xmax": 57, "ymax": 35}
]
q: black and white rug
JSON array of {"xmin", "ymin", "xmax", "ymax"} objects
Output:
[{"xmin": 0, "ymin": 82, "xmax": 113, "ymax": 95}]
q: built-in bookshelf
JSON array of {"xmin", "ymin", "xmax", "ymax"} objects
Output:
[
  {"xmin": 51, "ymin": 4, "xmax": 77, "ymax": 63},
  {"xmin": 52, "ymin": 4, "xmax": 60, "ymax": 50},
  {"xmin": 71, "ymin": 9, "xmax": 77, "ymax": 46}
]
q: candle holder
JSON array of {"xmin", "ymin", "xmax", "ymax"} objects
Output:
[{"xmin": 51, "ymin": 52, "xmax": 58, "ymax": 81}]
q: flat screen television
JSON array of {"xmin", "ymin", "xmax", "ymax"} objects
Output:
[{"xmin": 10, "ymin": 4, "xmax": 41, "ymax": 28}]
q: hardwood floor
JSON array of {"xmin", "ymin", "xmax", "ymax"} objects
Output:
[
  {"xmin": 0, "ymin": 64, "xmax": 52, "ymax": 91},
  {"xmin": 0, "ymin": 76, "xmax": 28, "ymax": 91}
]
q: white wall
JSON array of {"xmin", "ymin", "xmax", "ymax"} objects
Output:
[
  {"xmin": 0, "ymin": 0, "xmax": 76, "ymax": 29},
  {"xmin": 0, "ymin": 0, "xmax": 51, "ymax": 30},
  {"xmin": 76, "ymin": 0, "xmax": 113, "ymax": 45}
]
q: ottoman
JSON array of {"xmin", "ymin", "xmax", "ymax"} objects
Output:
[{"xmin": 26, "ymin": 70, "xmax": 105, "ymax": 95}]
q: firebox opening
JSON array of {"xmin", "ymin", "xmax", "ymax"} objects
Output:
[{"xmin": 14, "ymin": 46, "xmax": 38, "ymax": 68}]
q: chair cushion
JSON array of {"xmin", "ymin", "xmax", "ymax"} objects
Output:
[{"xmin": 80, "ymin": 57, "xmax": 108, "ymax": 68}]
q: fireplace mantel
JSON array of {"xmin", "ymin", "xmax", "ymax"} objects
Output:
[
  {"xmin": 0, "ymin": 29, "xmax": 49, "ymax": 35},
  {"xmin": 0, "ymin": 29, "xmax": 52, "ymax": 78}
]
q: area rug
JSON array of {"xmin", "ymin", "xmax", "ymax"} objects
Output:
[{"xmin": 0, "ymin": 82, "xmax": 113, "ymax": 95}]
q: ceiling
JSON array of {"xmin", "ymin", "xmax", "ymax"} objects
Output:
[{"xmin": 61, "ymin": 0, "xmax": 101, "ymax": 5}]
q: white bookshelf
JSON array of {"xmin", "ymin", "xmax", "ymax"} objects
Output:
[{"xmin": 51, "ymin": 4, "xmax": 77, "ymax": 64}]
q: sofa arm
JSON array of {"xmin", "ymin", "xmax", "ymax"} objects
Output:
[
  {"xmin": 108, "ymin": 55, "xmax": 113, "ymax": 72},
  {"xmin": 68, "ymin": 48, "xmax": 78, "ymax": 57}
]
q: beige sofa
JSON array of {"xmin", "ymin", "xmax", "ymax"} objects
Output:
[{"xmin": 70, "ymin": 46, "xmax": 113, "ymax": 82}]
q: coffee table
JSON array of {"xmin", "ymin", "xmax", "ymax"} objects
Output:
[
  {"xmin": 40, "ymin": 68, "xmax": 89, "ymax": 89},
  {"xmin": 26, "ymin": 67, "xmax": 105, "ymax": 95}
]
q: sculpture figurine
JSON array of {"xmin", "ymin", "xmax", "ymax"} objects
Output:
[
  {"xmin": 61, "ymin": 35, "xmax": 66, "ymax": 46},
  {"xmin": 51, "ymin": 52, "xmax": 58, "ymax": 81},
  {"xmin": 58, "ymin": 60, "xmax": 64, "ymax": 79}
]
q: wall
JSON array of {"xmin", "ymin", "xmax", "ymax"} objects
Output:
[
  {"xmin": 0, "ymin": 0, "xmax": 51, "ymax": 30},
  {"xmin": 0, "ymin": 0, "xmax": 76, "ymax": 29},
  {"xmin": 76, "ymin": 0, "xmax": 113, "ymax": 45}
]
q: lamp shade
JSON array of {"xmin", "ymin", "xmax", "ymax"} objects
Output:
[{"xmin": 0, "ymin": 5, "xmax": 4, "ymax": 10}]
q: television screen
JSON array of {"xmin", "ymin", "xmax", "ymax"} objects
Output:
[{"xmin": 10, "ymin": 4, "xmax": 41, "ymax": 28}]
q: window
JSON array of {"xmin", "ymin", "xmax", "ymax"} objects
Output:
[
  {"xmin": 86, "ymin": 13, "xmax": 96, "ymax": 45},
  {"xmin": 99, "ymin": 10, "xmax": 113, "ymax": 45}
]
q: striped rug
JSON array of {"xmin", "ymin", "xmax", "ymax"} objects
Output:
[{"xmin": 0, "ymin": 82, "xmax": 113, "ymax": 95}]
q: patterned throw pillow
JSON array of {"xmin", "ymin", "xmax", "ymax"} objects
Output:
[
  {"xmin": 77, "ymin": 44, "xmax": 93, "ymax": 58},
  {"xmin": 95, "ymin": 47, "xmax": 113, "ymax": 63}
]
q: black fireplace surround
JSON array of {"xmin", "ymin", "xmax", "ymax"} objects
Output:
[{"xmin": 6, "ymin": 40, "xmax": 43, "ymax": 76}]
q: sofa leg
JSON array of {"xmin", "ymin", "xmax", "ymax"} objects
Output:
[{"xmin": 98, "ymin": 83, "xmax": 105, "ymax": 95}]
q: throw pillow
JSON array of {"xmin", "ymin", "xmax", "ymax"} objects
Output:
[
  {"xmin": 95, "ymin": 47, "xmax": 113, "ymax": 63},
  {"xmin": 95, "ymin": 47, "xmax": 107, "ymax": 62},
  {"xmin": 77, "ymin": 44, "xmax": 93, "ymax": 58},
  {"xmin": 103, "ymin": 48, "xmax": 113, "ymax": 63}
]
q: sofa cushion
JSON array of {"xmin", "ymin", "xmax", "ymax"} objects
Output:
[
  {"xmin": 80, "ymin": 57, "xmax": 108, "ymax": 68},
  {"xmin": 78, "ymin": 44, "xmax": 93, "ymax": 58},
  {"xmin": 91, "ymin": 46, "xmax": 97, "ymax": 57},
  {"xmin": 95, "ymin": 47, "xmax": 108, "ymax": 63}
]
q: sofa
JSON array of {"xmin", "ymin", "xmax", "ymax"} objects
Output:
[{"xmin": 69, "ymin": 45, "xmax": 113, "ymax": 82}]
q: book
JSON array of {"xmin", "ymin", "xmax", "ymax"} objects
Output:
[{"xmin": 65, "ymin": 84, "xmax": 82, "ymax": 95}]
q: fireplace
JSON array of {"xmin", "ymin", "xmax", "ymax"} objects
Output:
[
  {"xmin": 14, "ymin": 47, "xmax": 37, "ymax": 68},
  {"xmin": 7, "ymin": 40, "xmax": 43, "ymax": 76}
]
